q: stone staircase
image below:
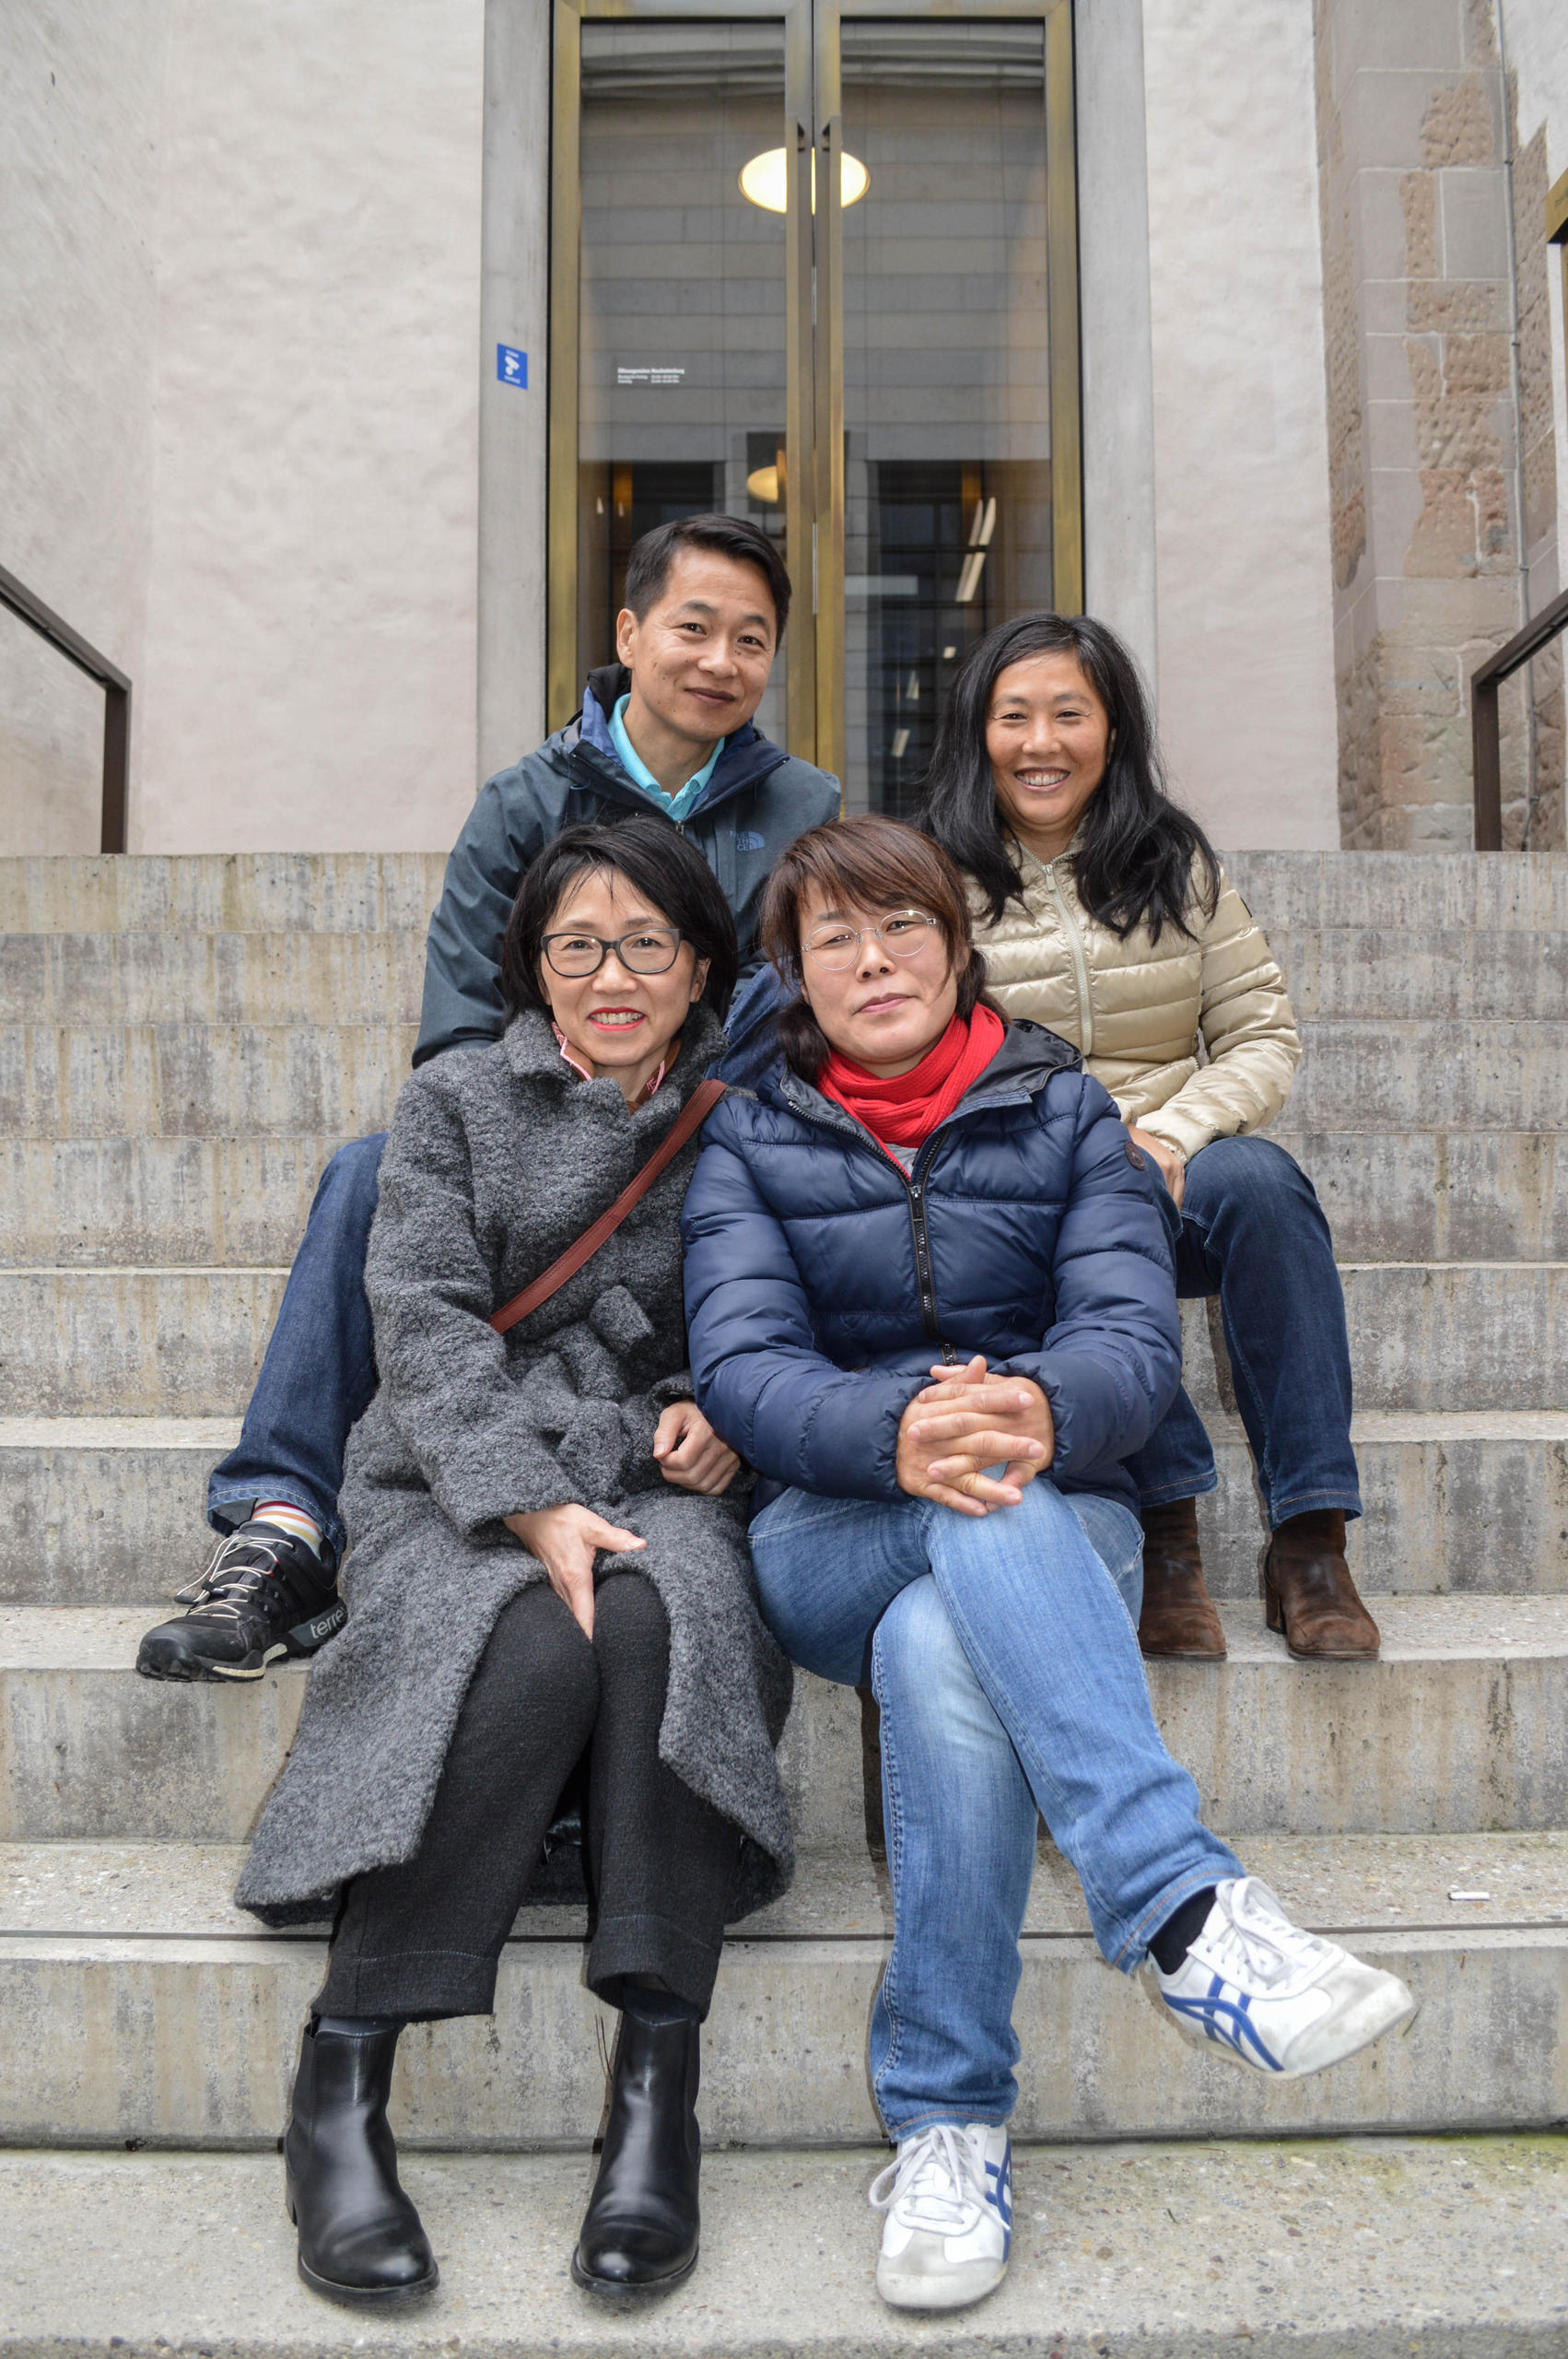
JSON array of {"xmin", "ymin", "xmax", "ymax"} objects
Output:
[{"xmin": 2, "ymin": 847, "xmax": 1566, "ymax": 2351}]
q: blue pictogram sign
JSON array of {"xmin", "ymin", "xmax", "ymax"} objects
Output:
[{"xmin": 497, "ymin": 345, "xmax": 528, "ymax": 388}]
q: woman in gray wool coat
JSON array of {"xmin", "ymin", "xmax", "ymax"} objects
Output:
[{"xmin": 237, "ymin": 816, "xmax": 793, "ymax": 2309}]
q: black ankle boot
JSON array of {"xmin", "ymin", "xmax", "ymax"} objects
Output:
[
  {"xmin": 284, "ymin": 2019, "xmax": 438, "ymax": 2306},
  {"xmin": 572, "ymin": 2009, "xmax": 701, "ymax": 2294}
]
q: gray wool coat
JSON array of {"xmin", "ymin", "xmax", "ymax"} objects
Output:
[{"xmin": 236, "ymin": 1001, "xmax": 794, "ymax": 1926}]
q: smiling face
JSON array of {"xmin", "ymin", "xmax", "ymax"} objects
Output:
[
  {"xmin": 985, "ymin": 650, "xmax": 1114, "ymax": 863},
  {"xmin": 538, "ymin": 865, "xmax": 710, "ymax": 1105},
  {"xmin": 797, "ymin": 887, "xmax": 961, "ymax": 1076},
  {"xmin": 615, "ymin": 546, "xmax": 778, "ymax": 758}
]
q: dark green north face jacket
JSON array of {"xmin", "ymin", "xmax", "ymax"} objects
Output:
[{"xmin": 414, "ymin": 664, "xmax": 841, "ymax": 1068}]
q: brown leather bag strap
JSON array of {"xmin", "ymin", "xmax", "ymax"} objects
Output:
[{"xmin": 489, "ymin": 1077, "xmax": 728, "ymax": 1337}]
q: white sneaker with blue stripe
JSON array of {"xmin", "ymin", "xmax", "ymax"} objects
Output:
[
  {"xmin": 869, "ymin": 2121, "xmax": 1012, "ymax": 2311},
  {"xmin": 1145, "ymin": 1876, "xmax": 1416, "ymax": 2077}
]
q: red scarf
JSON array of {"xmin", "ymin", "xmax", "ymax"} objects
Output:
[{"xmin": 819, "ymin": 1004, "xmax": 1005, "ymax": 1151}]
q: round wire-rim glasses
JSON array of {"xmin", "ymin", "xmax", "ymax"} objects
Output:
[
  {"xmin": 803, "ymin": 909, "xmax": 942, "ymax": 972},
  {"xmin": 542, "ymin": 927, "xmax": 684, "ymax": 979}
]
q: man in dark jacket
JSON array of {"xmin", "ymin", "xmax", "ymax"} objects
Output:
[{"xmin": 136, "ymin": 512, "xmax": 839, "ymax": 1684}]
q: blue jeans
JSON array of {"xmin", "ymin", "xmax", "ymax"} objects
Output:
[
  {"xmin": 206, "ymin": 1134, "xmax": 387, "ymax": 1555},
  {"xmin": 748, "ymin": 1477, "xmax": 1242, "ymax": 2137},
  {"xmin": 1127, "ymin": 1134, "xmax": 1362, "ymax": 1526}
]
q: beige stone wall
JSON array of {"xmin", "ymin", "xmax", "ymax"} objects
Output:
[
  {"xmin": 476, "ymin": 0, "xmax": 552, "ymax": 786},
  {"xmin": 1, "ymin": 1, "xmax": 486, "ymax": 856},
  {"xmin": 0, "ymin": 0, "xmax": 169, "ymax": 853},
  {"xmin": 1142, "ymin": 0, "xmax": 1340, "ymax": 851},
  {"xmin": 1507, "ymin": 111, "xmax": 1564, "ymax": 847},
  {"xmin": 1314, "ymin": 0, "xmax": 1567, "ymax": 849},
  {"xmin": 135, "ymin": 0, "xmax": 485, "ymax": 855},
  {"xmin": 11, "ymin": 3, "xmax": 1561, "ymax": 859},
  {"xmin": 1499, "ymin": 0, "xmax": 1568, "ymax": 848}
]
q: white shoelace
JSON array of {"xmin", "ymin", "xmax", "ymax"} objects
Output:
[
  {"xmin": 869, "ymin": 2125, "xmax": 988, "ymax": 2233},
  {"xmin": 179, "ymin": 1531, "xmax": 293, "ymax": 1618},
  {"xmin": 1199, "ymin": 1879, "xmax": 1332, "ymax": 1989}
]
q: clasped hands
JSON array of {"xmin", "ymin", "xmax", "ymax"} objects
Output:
[
  {"xmin": 503, "ymin": 1401, "xmax": 737, "ymax": 1637},
  {"xmin": 895, "ymin": 1353, "xmax": 1055, "ymax": 1518}
]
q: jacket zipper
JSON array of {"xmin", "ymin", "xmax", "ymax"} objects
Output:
[
  {"xmin": 1043, "ymin": 854, "xmax": 1094, "ymax": 1060},
  {"xmin": 904, "ymin": 1167, "xmax": 952, "ymax": 1357},
  {"xmin": 785, "ymin": 1096, "xmax": 958, "ymax": 1360}
]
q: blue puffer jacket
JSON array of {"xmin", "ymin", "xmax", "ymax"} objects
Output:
[{"xmin": 682, "ymin": 1019, "xmax": 1182, "ymax": 1515}]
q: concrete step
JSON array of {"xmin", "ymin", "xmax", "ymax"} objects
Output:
[
  {"xmin": 9, "ymin": 1827, "xmax": 1566, "ymax": 1941},
  {"xmin": 5, "ymin": 1127, "xmax": 1566, "ymax": 1273},
  {"xmin": 0, "ymin": 1834, "xmax": 1563, "ymax": 2147},
  {"xmin": 0, "ymin": 930, "xmax": 426, "ymax": 1025},
  {"xmin": 5, "ymin": 1260, "xmax": 1562, "ymax": 1416},
  {"xmin": 5, "ymin": 1414, "xmax": 1565, "ymax": 1609},
  {"xmin": 0, "ymin": 851, "xmax": 448, "ymax": 935},
  {"xmin": 1181, "ymin": 1262, "xmax": 1568, "ymax": 1414},
  {"xmin": 1199, "ymin": 1410, "xmax": 1568, "ymax": 1599},
  {"xmin": 1283, "ymin": 1021, "xmax": 1568, "ymax": 1131},
  {"xmin": 4, "ymin": 847, "xmax": 1560, "ymax": 938},
  {"xmin": 0, "ymin": 1135, "xmax": 353, "ymax": 1267},
  {"xmin": 1267, "ymin": 925, "xmax": 1568, "ymax": 1017},
  {"xmin": 0, "ymin": 1266, "xmax": 294, "ymax": 1415},
  {"xmin": 0, "ymin": 1024, "xmax": 415, "ymax": 1139},
  {"xmin": 1223, "ymin": 848, "xmax": 1568, "ymax": 931},
  {"xmin": 6, "ymin": 2136, "xmax": 1567, "ymax": 2353},
  {"xmin": 4, "ymin": 1015, "xmax": 1562, "ymax": 1141},
  {"xmin": 4, "ymin": 1598, "xmax": 1567, "ymax": 1845},
  {"xmin": 0, "ymin": 1606, "xmax": 868, "ymax": 1857},
  {"xmin": 5, "ymin": 921, "xmax": 1563, "ymax": 1027},
  {"xmin": 8, "ymin": 1128, "xmax": 1567, "ymax": 1270},
  {"xmin": 1271, "ymin": 1130, "xmax": 1568, "ymax": 1262}
]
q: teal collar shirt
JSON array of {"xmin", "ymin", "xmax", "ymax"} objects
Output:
[{"xmin": 610, "ymin": 694, "xmax": 725, "ymax": 824}]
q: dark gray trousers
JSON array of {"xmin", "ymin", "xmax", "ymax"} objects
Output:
[{"xmin": 315, "ymin": 1571, "xmax": 741, "ymax": 2021}]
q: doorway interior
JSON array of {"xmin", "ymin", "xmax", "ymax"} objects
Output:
[{"xmin": 547, "ymin": 0, "xmax": 1081, "ymax": 810}]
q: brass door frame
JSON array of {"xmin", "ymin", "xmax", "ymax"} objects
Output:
[
  {"xmin": 546, "ymin": 0, "xmax": 1082, "ymax": 765},
  {"xmin": 547, "ymin": 0, "xmax": 815, "ymax": 734}
]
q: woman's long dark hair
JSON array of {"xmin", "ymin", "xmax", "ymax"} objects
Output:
[{"xmin": 919, "ymin": 612, "xmax": 1219, "ymax": 942}]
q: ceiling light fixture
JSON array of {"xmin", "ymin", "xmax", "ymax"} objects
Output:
[{"xmin": 739, "ymin": 147, "xmax": 870, "ymax": 214}]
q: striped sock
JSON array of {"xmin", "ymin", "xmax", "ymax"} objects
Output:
[{"xmin": 251, "ymin": 1500, "xmax": 325, "ymax": 1559}]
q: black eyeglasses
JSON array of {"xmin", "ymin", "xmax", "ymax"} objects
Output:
[{"xmin": 541, "ymin": 927, "xmax": 684, "ymax": 979}]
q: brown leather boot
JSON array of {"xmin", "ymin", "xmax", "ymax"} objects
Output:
[
  {"xmin": 1137, "ymin": 1497, "xmax": 1226, "ymax": 1660},
  {"xmin": 1264, "ymin": 1509, "xmax": 1380, "ymax": 1660}
]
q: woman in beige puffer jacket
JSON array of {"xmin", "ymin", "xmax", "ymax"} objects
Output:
[{"xmin": 921, "ymin": 611, "xmax": 1378, "ymax": 1664}]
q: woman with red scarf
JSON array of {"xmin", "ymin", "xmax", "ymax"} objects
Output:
[{"xmin": 681, "ymin": 816, "xmax": 1414, "ymax": 2318}]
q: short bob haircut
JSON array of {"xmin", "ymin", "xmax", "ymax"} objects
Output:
[
  {"xmin": 759, "ymin": 814, "xmax": 992, "ymax": 1081},
  {"xmin": 500, "ymin": 815, "xmax": 739, "ymax": 1022},
  {"xmin": 919, "ymin": 610, "xmax": 1219, "ymax": 944},
  {"xmin": 624, "ymin": 512, "xmax": 791, "ymax": 640}
]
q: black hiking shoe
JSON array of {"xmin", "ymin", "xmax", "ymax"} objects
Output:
[{"xmin": 135, "ymin": 1522, "xmax": 345, "ymax": 1683}]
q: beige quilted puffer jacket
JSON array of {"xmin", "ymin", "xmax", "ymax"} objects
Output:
[{"xmin": 970, "ymin": 844, "xmax": 1301, "ymax": 1164}]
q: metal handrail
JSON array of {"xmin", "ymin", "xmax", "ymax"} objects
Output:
[
  {"xmin": 1469, "ymin": 583, "xmax": 1568, "ymax": 850},
  {"xmin": 0, "ymin": 560, "xmax": 131, "ymax": 854}
]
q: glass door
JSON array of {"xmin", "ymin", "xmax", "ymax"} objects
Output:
[{"xmin": 548, "ymin": 0, "xmax": 1079, "ymax": 792}]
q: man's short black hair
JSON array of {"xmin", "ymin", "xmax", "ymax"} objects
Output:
[
  {"xmin": 500, "ymin": 814, "xmax": 741, "ymax": 1019},
  {"xmin": 623, "ymin": 512, "xmax": 790, "ymax": 640}
]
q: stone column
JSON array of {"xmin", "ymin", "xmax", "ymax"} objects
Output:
[
  {"xmin": 1078, "ymin": 0, "xmax": 1159, "ymax": 698},
  {"xmin": 1508, "ymin": 101, "xmax": 1564, "ymax": 847},
  {"xmin": 1314, "ymin": 0, "xmax": 1527, "ymax": 847}
]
